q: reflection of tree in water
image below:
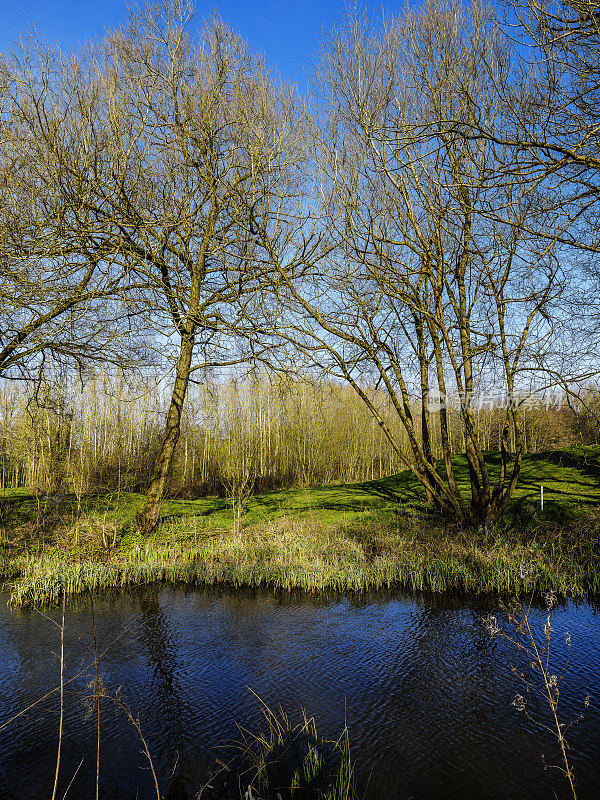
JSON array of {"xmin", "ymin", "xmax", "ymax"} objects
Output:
[
  {"xmin": 138, "ymin": 590, "xmax": 189, "ymax": 800},
  {"xmin": 137, "ymin": 588, "xmax": 332, "ymax": 800}
]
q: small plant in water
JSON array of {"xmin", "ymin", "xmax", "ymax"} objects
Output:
[
  {"xmin": 483, "ymin": 585, "xmax": 591, "ymax": 800},
  {"xmin": 211, "ymin": 693, "xmax": 359, "ymax": 800}
]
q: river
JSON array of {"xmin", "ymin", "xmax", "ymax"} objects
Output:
[{"xmin": 0, "ymin": 586, "xmax": 598, "ymax": 799}]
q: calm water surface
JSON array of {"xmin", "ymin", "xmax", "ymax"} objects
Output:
[{"xmin": 0, "ymin": 586, "xmax": 598, "ymax": 800}]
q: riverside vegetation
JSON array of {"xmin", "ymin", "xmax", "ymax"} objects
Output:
[
  {"xmin": 2, "ymin": 446, "xmax": 600, "ymax": 607},
  {"xmin": 1, "ymin": 0, "xmax": 600, "ymax": 582},
  {"xmin": 1, "ymin": 0, "xmax": 599, "ymax": 796}
]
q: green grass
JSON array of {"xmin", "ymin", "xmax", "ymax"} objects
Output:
[{"xmin": 1, "ymin": 446, "xmax": 599, "ymax": 606}]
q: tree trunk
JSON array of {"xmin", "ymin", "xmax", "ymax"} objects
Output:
[
  {"xmin": 415, "ymin": 311, "xmax": 435, "ymax": 505},
  {"xmin": 136, "ymin": 332, "xmax": 195, "ymax": 534}
]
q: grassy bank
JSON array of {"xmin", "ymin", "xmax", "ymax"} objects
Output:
[{"xmin": 2, "ymin": 447, "xmax": 600, "ymax": 606}]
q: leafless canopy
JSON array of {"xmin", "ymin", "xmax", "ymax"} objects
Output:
[{"xmin": 269, "ymin": 0, "xmax": 567, "ymax": 524}]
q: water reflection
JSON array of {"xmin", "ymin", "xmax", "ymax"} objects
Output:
[{"xmin": 0, "ymin": 587, "xmax": 598, "ymax": 799}]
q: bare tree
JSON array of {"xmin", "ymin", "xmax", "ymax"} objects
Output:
[
  {"xmin": 0, "ymin": 37, "xmax": 145, "ymax": 383},
  {"xmin": 474, "ymin": 0, "xmax": 600, "ymax": 254},
  {"xmin": 432, "ymin": 0, "xmax": 600, "ymax": 408},
  {"xmin": 1, "ymin": 0, "xmax": 322, "ymax": 531},
  {"xmin": 271, "ymin": 0, "xmax": 564, "ymax": 524},
  {"xmin": 87, "ymin": 1, "xmax": 316, "ymax": 533}
]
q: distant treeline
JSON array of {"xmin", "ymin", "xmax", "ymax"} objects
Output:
[{"xmin": 0, "ymin": 373, "xmax": 596, "ymax": 497}]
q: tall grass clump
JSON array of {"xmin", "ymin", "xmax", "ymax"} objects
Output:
[
  {"xmin": 234, "ymin": 699, "xmax": 358, "ymax": 800},
  {"xmin": 7, "ymin": 505, "xmax": 600, "ymax": 606}
]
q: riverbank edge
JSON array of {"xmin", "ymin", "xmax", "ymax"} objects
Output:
[{"xmin": 3, "ymin": 509, "xmax": 600, "ymax": 606}]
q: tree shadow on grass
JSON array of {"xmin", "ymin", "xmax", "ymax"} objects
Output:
[
  {"xmin": 524, "ymin": 447, "xmax": 600, "ymax": 484},
  {"xmin": 351, "ymin": 470, "xmax": 423, "ymax": 505},
  {"xmin": 515, "ymin": 480, "xmax": 600, "ymax": 506}
]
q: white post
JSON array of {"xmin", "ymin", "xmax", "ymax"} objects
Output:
[{"xmin": 540, "ymin": 484, "xmax": 544, "ymax": 511}]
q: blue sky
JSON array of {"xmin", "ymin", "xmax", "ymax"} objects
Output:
[{"xmin": 0, "ymin": 0, "xmax": 409, "ymax": 88}]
